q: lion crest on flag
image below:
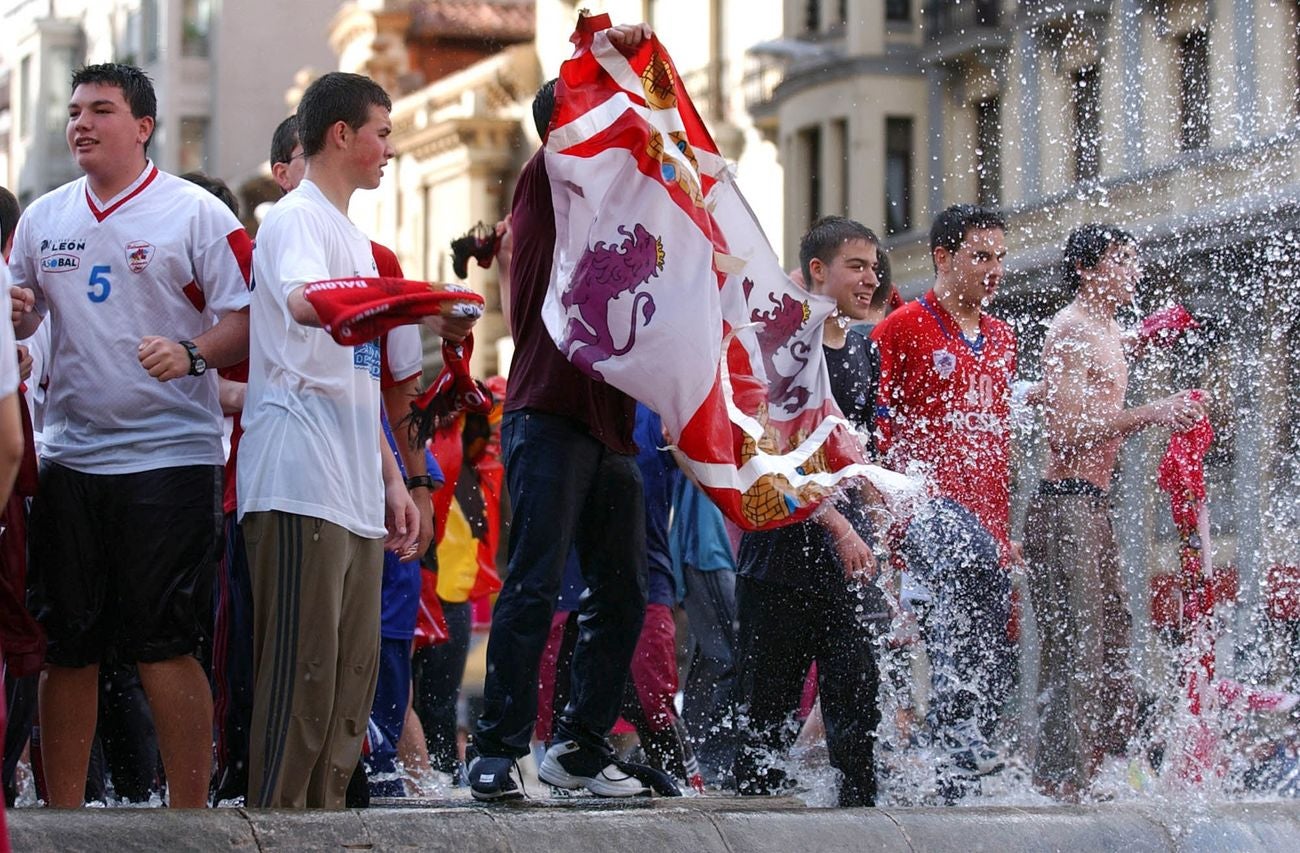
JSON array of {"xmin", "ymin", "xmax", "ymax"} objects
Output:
[
  {"xmin": 542, "ymin": 14, "xmax": 911, "ymax": 530},
  {"xmin": 559, "ymin": 223, "xmax": 664, "ymax": 379}
]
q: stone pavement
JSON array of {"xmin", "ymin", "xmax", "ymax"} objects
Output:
[{"xmin": 8, "ymin": 795, "xmax": 1300, "ymax": 852}]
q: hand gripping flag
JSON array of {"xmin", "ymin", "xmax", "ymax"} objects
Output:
[{"xmin": 542, "ymin": 15, "xmax": 913, "ymax": 531}]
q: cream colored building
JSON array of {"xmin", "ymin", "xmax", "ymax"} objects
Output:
[
  {"xmin": 756, "ymin": 0, "xmax": 1300, "ymax": 684},
  {"xmin": 0, "ymin": 0, "xmax": 336, "ymax": 209}
]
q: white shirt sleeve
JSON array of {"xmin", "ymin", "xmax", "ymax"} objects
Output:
[
  {"xmin": 191, "ymin": 197, "xmax": 253, "ymax": 317},
  {"xmin": 267, "ymin": 206, "xmax": 335, "ymax": 304},
  {"xmin": 381, "ymin": 325, "xmax": 423, "ymax": 388}
]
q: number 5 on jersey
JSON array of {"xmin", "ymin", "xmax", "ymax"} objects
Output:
[{"xmin": 88, "ymin": 265, "xmax": 112, "ymax": 303}]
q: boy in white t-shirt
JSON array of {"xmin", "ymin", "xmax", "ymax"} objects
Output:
[
  {"xmin": 8, "ymin": 63, "xmax": 251, "ymax": 809},
  {"xmin": 237, "ymin": 72, "xmax": 474, "ymax": 809}
]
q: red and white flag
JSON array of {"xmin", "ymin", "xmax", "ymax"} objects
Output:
[{"xmin": 543, "ymin": 15, "xmax": 909, "ymax": 530}]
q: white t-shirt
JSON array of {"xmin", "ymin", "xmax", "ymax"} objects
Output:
[
  {"xmin": 237, "ymin": 179, "xmax": 385, "ymax": 539},
  {"xmin": 6, "ymin": 162, "xmax": 252, "ymax": 473},
  {"xmin": 0, "ymin": 266, "xmax": 18, "ymax": 397}
]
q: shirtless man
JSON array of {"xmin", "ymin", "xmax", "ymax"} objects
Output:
[{"xmin": 1024, "ymin": 223, "xmax": 1204, "ymax": 800}]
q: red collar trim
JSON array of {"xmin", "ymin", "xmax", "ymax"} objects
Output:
[{"xmin": 85, "ymin": 165, "xmax": 159, "ymax": 223}]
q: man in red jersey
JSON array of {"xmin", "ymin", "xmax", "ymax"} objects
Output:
[{"xmin": 872, "ymin": 204, "xmax": 1015, "ymax": 791}]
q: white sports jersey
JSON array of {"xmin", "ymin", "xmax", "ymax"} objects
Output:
[
  {"xmin": 7, "ymin": 162, "xmax": 252, "ymax": 474},
  {"xmin": 0, "ymin": 267, "xmax": 18, "ymax": 397},
  {"xmin": 238, "ymin": 179, "xmax": 385, "ymax": 539}
]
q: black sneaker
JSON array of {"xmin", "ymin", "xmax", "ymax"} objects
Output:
[
  {"xmin": 468, "ymin": 756, "xmax": 524, "ymax": 802},
  {"xmin": 538, "ymin": 741, "xmax": 649, "ymax": 797}
]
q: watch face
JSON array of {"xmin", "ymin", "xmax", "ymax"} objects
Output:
[{"xmin": 193, "ymin": 356, "xmax": 207, "ymax": 375}]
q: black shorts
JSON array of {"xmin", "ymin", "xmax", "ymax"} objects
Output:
[{"xmin": 28, "ymin": 462, "xmax": 222, "ymax": 667}]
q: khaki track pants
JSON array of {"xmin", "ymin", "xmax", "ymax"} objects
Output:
[{"xmin": 244, "ymin": 511, "xmax": 383, "ymax": 808}]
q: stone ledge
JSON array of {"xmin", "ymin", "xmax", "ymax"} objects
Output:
[{"xmin": 8, "ymin": 798, "xmax": 1300, "ymax": 852}]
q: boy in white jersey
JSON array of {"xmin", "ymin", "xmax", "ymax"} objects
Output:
[
  {"xmin": 7, "ymin": 63, "xmax": 252, "ymax": 808},
  {"xmin": 237, "ymin": 72, "xmax": 473, "ymax": 809}
]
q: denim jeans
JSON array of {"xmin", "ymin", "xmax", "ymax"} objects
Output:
[
  {"xmin": 473, "ymin": 410, "xmax": 646, "ymax": 759},
  {"xmin": 901, "ymin": 498, "xmax": 1013, "ymax": 740}
]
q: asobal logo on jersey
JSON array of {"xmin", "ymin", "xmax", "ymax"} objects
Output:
[
  {"xmin": 41, "ymin": 254, "xmax": 81, "ymax": 273},
  {"xmin": 39, "ymin": 237, "xmax": 86, "ymax": 273},
  {"xmin": 126, "ymin": 241, "xmax": 156, "ymax": 273}
]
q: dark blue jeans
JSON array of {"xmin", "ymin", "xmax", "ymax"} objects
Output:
[
  {"xmin": 900, "ymin": 498, "xmax": 1013, "ymax": 739},
  {"xmin": 473, "ymin": 410, "xmax": 647, "ymax": 759}
]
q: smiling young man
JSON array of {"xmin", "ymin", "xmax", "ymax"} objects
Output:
[
  {"xmin": 6, "ymin": 63, "xmax": 252, "ymax": 808},
  {"xmin": 731, "ymin": 217, "xmax": 885, "ymax": 807},
  {"xmin": 872, "ymin": 204, "xmax": 1016, "ymax": 792},
  {"xmin": 236, "ymin": 71, "xmax": 472, "ymax": 809},
  {"xmin": 1025, "ymin": 225, "xmax": 1203, "ymax": 800}
]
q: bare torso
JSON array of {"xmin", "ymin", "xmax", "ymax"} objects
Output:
[{"xmin": 1041, "ymin": 301, "xmax": 1129, "ymax": 490}]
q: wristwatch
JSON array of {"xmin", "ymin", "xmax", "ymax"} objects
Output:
[
  {"xmin": 179, "ymin": 340, "xmax": 207, "ymax": 376},
  {"xmin": 405, "ymin": 474, "xmax": 436, "ymax": 491}
]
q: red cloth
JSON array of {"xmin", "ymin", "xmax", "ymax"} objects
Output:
[
  {"xmin": 410, "ymin": 335, "xmax": 492, "ymax": 437},
  {"xmin": 302, "ymin": 275, "xmax": 483, "ymax": 346},
  {"xmin": 1156, "ymin": 392, "xmax": 1213, "ymax": 531},
  {"xmin": 1138, "ymin": 304, "xmax": 1198, "ymax": 349}
]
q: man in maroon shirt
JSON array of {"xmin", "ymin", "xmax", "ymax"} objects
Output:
[{"xmin": 467, "ymin": 22, "xmax": 659, "ymax": 802}]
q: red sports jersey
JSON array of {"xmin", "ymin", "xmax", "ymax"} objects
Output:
[{"xmin": 872, "ymin": 290, "xmax": 1017, "ymax": 557}]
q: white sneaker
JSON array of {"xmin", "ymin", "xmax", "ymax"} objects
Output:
[
  {"xmin": 943, "ymin": 718, "xmax": 1005, "ymax": 776},
  {"xmin": 538, "ymin": 741, "xmax": 649, "ymax": 797}
]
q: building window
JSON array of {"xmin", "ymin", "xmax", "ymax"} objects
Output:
[
  {"xmin": 975, "ymin": 97, "xmax": 1001, "ymax": 205},
  {"xmin": 180, "ymin": 116, "xmax": 210, "ymax": 172},
  {"xmin": 182, "ymin": 0, "xmax": 212, "ymax": 58},
  {"xmin": 885, "ymin": 117, "xmax": 913, "ymax": 235},
  {"xmin": 886, "ymin": 0, "xmax": 910, "ymax": 22},
  {"xmin": 799, "ymin": 125, "xmax": 822, "ymax": 228},
  {"xmin": 832, "ymin": 118, "xmax": 849, "ymax": 217},
  {"xmin": 805, "ymin": 0, "xmax": 820, "ymax": 33},
  {"xmin": 1179, "ymin": 29, "xmax": 1211, "ymax": 151},
  {"xmin": 1072, "ymin": 65, "xmax": 1101, "ymax": 182}
]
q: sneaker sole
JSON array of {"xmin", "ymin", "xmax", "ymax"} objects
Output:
[
  {"xmin": 470, "ymin": 785, "xmax": 525, "ymax": 803},
  {"xmin": 538, "ymin": 756, "xmax": 649, "ymax": 798}
]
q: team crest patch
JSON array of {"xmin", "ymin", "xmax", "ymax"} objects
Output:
[
  {"xmin": 125, "ymin": 240, "xmax": 156, "ymax": 273},
  {"xmin": 933, "ymin": 349, "xmax": 957, "ymax": 378}
]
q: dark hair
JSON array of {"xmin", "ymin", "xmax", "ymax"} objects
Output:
[
  {"xmin": 70, "ymin": 63, "xmax": 157, "ymax": 151},
  {"xmin": 180, "ymin": 172, "xmax": 239, "ymax": 216},
  {"xmin": 532, "ymin": 79, "xmax": 558, "ymax": 140},
  {"xmin": 1062, "ymin": 223, "xmax": 1136, "ymax": 292},
  {"xmin": 929, "ymin": 204, "xmax": 1006, "ymax": 270},
  {"xmin": 0, "ymin": 186, "xmax": 19, "ymax": 254},
  {"xmin": 270, "ymin": 115, "xmax": 300, "ymax": 167},
  {"xmin": 295, "ymin": 72, "xmax": 392, "ymax": 158},
  {"xmin": 798, "ymin": 216, "xmax": 879, "ymax": 285}
]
